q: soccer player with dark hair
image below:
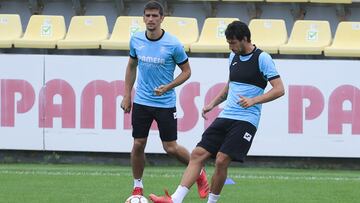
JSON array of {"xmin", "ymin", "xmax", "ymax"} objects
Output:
[
  {"xmin": 121, "ymin": 0, "xmax": 209, "ymax": 198},
  {"xmin": 149, "ymin": 20, "xmax": 285, "ymax": 203}
]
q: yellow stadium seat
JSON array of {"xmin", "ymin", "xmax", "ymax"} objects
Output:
[
  {"xmin": 179, "ymin": 0, "xmax": 219, "ymax": 1},
  {"xmin": 0, "ymin": 14, "xmax": 22, "ymax": 48},
  {"xmin": 310, "ymin": 0, "xmax": 351, "ymax": 3},
  {"xmin": 324, "ymin": 22, "xmax": 360, "ymax": 57},
  {"xmin": 279, "ymin": 20, "xmax": 331, "ymax": 55},
  {"xmin": 249, "ymin": 19, "xmax": 287, "ymax": 54},
  {"xmin": 223, "ymin": 0, "xmax": 263, "ymax": 2},
  {"xmin": 101, "ymin": 16, "xmax": 145, "ymax": 50},
  {"xmin": 57, "ymin": 16, "xmax": 108, "ymax": 49},
  {"xmin": 190, "ymin": 18, "xmax": 239, "ymax": 53},
  {"xmin": 14, "ymin": 15, "xmax": 65, "ymax": 49},
  {"xmin": 266, "ymin": 0, "xmax": 308, "ymax": 2},
  {"xmin": 162, "ymin": 17, "xmax": 198, "ymax": 52}
]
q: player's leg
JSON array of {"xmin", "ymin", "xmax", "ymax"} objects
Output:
[
  {"xmin": 131, "ymin": 137, "xmax": 147, "ymax": 189},
  {"xmin": 179, "ymin": 147, "xmax": 210, "ymax": 187},
  {"xmin": 150, "ymin": 118, "xmax": 229, "ymax": 203},
  {"xmin": 207, "ymin": 152, "xmax": 232, "ymax": 203},
  {"xmin": 161, "ymin": 138, "xmax": 212, "ymax": 199},
  {"xmin": 172, "ymin": 146, "xmax": 211, "ymax": 201},
  {"xmin": 161, "ymin": 140, "xmax": 210, "ymax": 200},
  {"xmin": 131, "ymin": 103, "xmax": 154, "ymax": 195},
  {"xmin": 155, "ymin": 106, "xmax": 210, "ymax": 198},
  {"xmin": 193, "ymin": 118, "xmax": 232, "ymax": 199},
  {"xmin": 207, "ymin": 120, "xmax": 257, "ymax": 202},
  {"xmin": 154, "ymin": 106, "xmax": 189, "ymax": 164},
  {"xmin": 149, "ymin": 146, "xmax": 211, "ymax": 203},
  {"xmin": 162, "ymin": 140, "xmax": 189, "ymax": 164}
]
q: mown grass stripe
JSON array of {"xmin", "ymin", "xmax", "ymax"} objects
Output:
[{"xmin": 1, "ymin": 169, "xmax": 359, "ymax": 182}]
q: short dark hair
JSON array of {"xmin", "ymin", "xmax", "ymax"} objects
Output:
[
  {"xmin": 144, "ymin": 1, "xmax": 164, "ymax": 16},
  {"xmin": 225, "ymin": 21, "xmax": 251, "ymax": 42}
]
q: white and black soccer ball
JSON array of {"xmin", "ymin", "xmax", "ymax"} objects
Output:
[{"xmin": 125, "ymin": 195, "xmax": 149, "ymax": 203}]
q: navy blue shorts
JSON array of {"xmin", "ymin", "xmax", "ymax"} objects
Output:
[
  {"xmin": 197, "ymin": 118, "xmax": 257, "ymax": 162},
  {"xmin": 131, "ymin": 103, "xmax": 177, "ymax": 142}
]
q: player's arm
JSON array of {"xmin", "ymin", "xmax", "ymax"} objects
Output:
[
  {"xmin": 169, "ymin": 61, "xmax": 191, "ymax": 89},
  {"xmin": 202, "ymin": 81, "xmax": 229, "ymax": 119},
  {"xmin": 154, "ymin": 60, "xmax": 191, "ymax": 96},
  {"xmin": 239, "ymin": 77, "xmax": 284, "ymax": 108},
  {"xmin": 121, "ymin": 57, "xmax": 138, "ymax": 113}
]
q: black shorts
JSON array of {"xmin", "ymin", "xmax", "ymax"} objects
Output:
[
  {"xmin": 197, "ymin": 118, "xmax": 257, "ymax": 162},
  {"xmin": 131, "ymin": 103, "xmax": 177, "ymax": 142}
]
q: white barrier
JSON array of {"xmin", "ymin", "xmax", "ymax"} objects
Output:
[
  {"xmin": 0, "ymin": 54, "xmax": 44, "ymax": 150},
  {"xmin": 0, "ymin": 54, "xmax": 359, "ymax": 157}
]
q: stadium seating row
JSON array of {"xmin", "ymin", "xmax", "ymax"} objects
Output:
[
  {"xmin": 179, "ymin": 0, "xmax": 353, "ymax": 3},
  {"xmin": 0, "ymin": 14, "xmax": 359, "ymax": 57}
]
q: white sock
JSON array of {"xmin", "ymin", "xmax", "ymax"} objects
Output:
[
  {"xmin": 133, "ymin": 179, "xmax": 143, "ymax": 188},
  {"xmin": 171, "ymin": 185, "xmax": 189, "ymax": 203},
  {"xmin": 207, "ymin": 193, "xmax": 220, "ymax": 203}
]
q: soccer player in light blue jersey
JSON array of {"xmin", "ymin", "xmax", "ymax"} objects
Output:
[
  {"xmin": 120, "ymin": 0, "xmax": 209, "ymax": 199},
  {"xmin": 150, "ymin": 21, "xmax": 285, "ymax": 203}
]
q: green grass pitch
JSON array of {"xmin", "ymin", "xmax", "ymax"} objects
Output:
[{"xmin": 0, "ymin": 164, "xmax": 359, "ymax": 203}]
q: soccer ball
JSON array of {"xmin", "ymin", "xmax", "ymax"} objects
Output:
[{"xmin": 125, "ymin": 195, "xmax": 149, "ymax": 203}]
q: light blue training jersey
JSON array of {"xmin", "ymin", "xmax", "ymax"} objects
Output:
[
  {"xmin": 219, "ymin": 49, "xmax": 279, "ymax": 128},
  {"xmin": 129, "ymin": 30, "xmax": 188, "ymax": 108}
]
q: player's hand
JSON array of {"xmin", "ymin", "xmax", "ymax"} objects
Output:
[
  {"xmin": 154, "ymin": 85, "xmax": 168, "ymax": 96},
  {"xmin": 121, "ymin": 96, "xmax": 132, "ymax": 113},
  {"xmin": 237, "ymin": 95, "xmax": 256, "ymax": 108},
  {"xmin": 202, "ymin": 104, "xmax": 213, "ymax": 120}
]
